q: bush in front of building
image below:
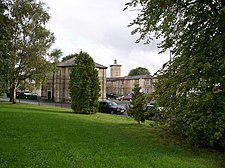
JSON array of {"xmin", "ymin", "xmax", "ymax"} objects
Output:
[
  {"xmin": 127, "ymin": 84, "xmax": 147, "ymax": 124},
  {"xmin": 69, "ymin": 51, "xmax": 100, "ymax": 114}
]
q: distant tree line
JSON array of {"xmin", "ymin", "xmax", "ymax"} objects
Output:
[{"xmin": 128, "ymin": 67, "xmax": 150, "ymax": 76}]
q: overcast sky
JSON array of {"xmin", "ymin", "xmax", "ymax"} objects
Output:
[{"xmin": 41, "ymin": 0, "xmax": 170, "ymax": 77}]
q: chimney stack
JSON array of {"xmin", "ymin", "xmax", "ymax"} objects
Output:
[{"xmin": 114, "ymin": 59, "xmax": 117, "ymax": 64}]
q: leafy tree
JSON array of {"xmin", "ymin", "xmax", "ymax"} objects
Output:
[
  {"xmin": 48, "ymin": 48, "xmax": 63, "ymax": 73},
  {"xmin": 7, "ymin": 0, "xmax": 56, "ymax": 103},
  {"xmin": 128, "ymin": 67, "xmax": 150, "ymax": 76},
  {"xmin": 62, "ymin": 54, "xmax": 76, "ymax": 62},
  {"xmin": 69, "ymin": 51, "xmax": 100, "ymax": 114},
  {"xmin": 125, "ymin": 1, "xmax": 225, "ymax": 147},
  {"xmin": 50, "ymin": 49, "xmax": 63, "ymax": 64},
  {"xmin": 127, "ymin": 84, "xmax": 147, "ymax": 124},
  {"xmin": 0, "ymin": 0, "xmax": 12, "ymax": 94}
]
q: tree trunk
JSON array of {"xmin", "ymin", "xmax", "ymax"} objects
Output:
[
  {"xmin": 10, "ymin": 81, "xmax": 16, "ymax": 104},
  {"xmin": 9, "ymin": 86, "xmax": 12, "ymax": 102}
]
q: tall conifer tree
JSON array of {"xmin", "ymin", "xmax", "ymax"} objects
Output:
[{"xmin": 69, "ymin": 51, "xmax": 100, "ymax": 114}]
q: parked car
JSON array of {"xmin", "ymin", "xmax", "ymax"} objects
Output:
[
  {"xmin": 106, "ymin": 93, "xmax": 118, "ymax": 100},
  {"xmin": 99, "ymin": 100, "xmax": 125, "ymax": 114},
  {"xmin": 16, "ymin": 91, "xmax": 37, "ymax": 100},
  {"xmin": 117, "ymin": 94, "xmax": 132, "ymax": 101}
]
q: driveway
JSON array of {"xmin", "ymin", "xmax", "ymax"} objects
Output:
[
  {"xmin": 0, "ymin": 96, "xmax": 71, "ymax": 108},
  {"xmin": 0, "ymin": 96, "xmax": 129, "ymax": 116}
]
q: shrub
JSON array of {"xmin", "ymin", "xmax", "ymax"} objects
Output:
[{"xmin": 127, "ymin": 84, "xmax": 147, "ymax": 124}]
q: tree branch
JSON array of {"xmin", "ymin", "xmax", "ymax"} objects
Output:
[
  {"xmin": 208, "ymin": 1, "xmax": 219, "ymax": 15},
  {"xmin": 221, "ymin": 0, "xmax": 225, "ymax": 7}
]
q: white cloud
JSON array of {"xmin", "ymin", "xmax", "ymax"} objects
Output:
[{"xmin": 42, "ymin": 0, "xmax": 170, "ymax": 76}]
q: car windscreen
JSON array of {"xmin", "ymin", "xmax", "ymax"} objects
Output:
[{"xmin": 108, "ymin": 102, "xmax": 117, "ymax": 106}]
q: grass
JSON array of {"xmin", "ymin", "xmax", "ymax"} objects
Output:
[{"xmin": 0, "ymin": 101, "xmax": 224, "ymax": 168}]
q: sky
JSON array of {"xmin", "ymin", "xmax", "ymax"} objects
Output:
[{"xmin": 41, "ymin": 0, "xmax": 170, "ymax": 77}]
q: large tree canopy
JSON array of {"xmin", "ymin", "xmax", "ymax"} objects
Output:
[
  {"xmin": 0, "ymin": 0, "xmax": 12, "ymax": 94},
  {"xmin": 125, "ymin": 1, "xmax": 225, "ymax": 147},
  {"xmin": 128, "ymin": 67, "xmax": 150, "ymax": 76},
  {"xmin": 125, "ymin": 1, "xmax": 225, "ymax": 52},
  {"xmin": 6, "ymin": 0, "xmax": 57, "ymax": 103}
]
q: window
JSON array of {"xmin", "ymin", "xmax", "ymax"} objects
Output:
[
  {"xmin": 145, "ymin": 88, "xmax": 150, "ymax": 93},
  {"xmin": 144, "ymin": 79, "xmax": 151, "ymax": 85},
  {"xmin": 68, "ymin": 69, "xmax": 71, "ymax": 79}
]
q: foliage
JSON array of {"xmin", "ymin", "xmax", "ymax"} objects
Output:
[
  {"xmin": 127, "ymin": 84, "xmax": 147, "ymax": 124},
  {"xmin": 69, "ymin": 51, "xmax": 100, "ymax": 114},
  {"xmin": 125, "ymin": 1, "xmax": 225, "ymax": 147},
  {"xmin": 5, "ymin": 0, "xmax": 58, "ymax": 103},
  {"xmin": 49, "ymin": 49, "xmax": 63, "ymax": 65},
  {"xmin": 62, "ymin": 54, "xmax": 76, "ymax": 62},
  {"xmin": 128, "ymin": 67, "xmax": 150, "ymax": 76},
  {"xmin": 0, "ymin": 0, "xmax": 12, "ymax": 94}
]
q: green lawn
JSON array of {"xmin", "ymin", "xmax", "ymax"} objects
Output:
[{"xmin": 0, "ymin": 102, "xmax": 224, "ymax": 168}]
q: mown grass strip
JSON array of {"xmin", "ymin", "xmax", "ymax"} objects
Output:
[{"xmin": 0, "ymin": 101, "xmax": 224, "ymax": 168}]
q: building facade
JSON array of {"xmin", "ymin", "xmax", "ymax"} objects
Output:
[
  {"xmin": 41, "ymin": 58, "xmax": 107, "ymax": 102},
  {"xmin": 106, "ymin": 60, "xmax": 154, "ymax": 96}
]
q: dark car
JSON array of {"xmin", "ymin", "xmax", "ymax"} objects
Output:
[
  {"xmin": 16, "ymin": 91, "xmax": 38, "ymax": 100},
  {"xmin": 143, "ymin": 104, "xmax": 156, "ymax": 120},
  {"xmin": 117, "ymin": 94, "xmax": 132, "ymax": 101},
  {"xmin": 99, "ymin": 101, "xmax": 125, "ymax": 114},
  {"xmin": 106, "ymin": 93, "xmax": 118, "ymax": 100}
]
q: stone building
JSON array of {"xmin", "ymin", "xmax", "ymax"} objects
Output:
[
  {"xmin": 106, "ymin": 60, "xmax": 154, "ymax": 96},
  {"xmin": 41, "ymin": 57, "xmax": 107, "ymax": 102}
]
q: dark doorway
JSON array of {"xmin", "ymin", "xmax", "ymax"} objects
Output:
[{"xmin": 47, "ymin": 91, "xmax": 51, "ymax": 100}]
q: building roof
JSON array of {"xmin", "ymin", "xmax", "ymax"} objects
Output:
[
  {"xmin": 110, "ymin": 64, "xmax": 122, "ymax": 67},
  {"xmin": 107, "ymin": 75, "xmax": 153, "ymax": 81},
  {"xmin": 57, "ymin": 57, "xmax": 107, "ymax": 69}
]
